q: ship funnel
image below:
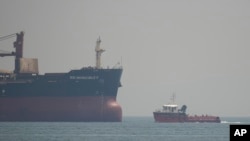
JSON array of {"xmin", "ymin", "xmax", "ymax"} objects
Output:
[{"xmin": 95, "ymin": 37, "xmax": 105, "ymax": 69}]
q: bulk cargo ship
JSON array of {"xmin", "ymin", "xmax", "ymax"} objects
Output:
[
  {"xmin": 153, "ymin": 94, "xmax": 221, "ymax": 123},
  {"xmin": 0, "ymin": 32, "xmax": 123, "ymax": 121}
]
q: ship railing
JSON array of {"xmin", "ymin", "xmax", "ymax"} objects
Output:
[
  {"xmin": 154, "ymin": 109, "xmax": 162, "ymax": 112},
  {"xmin": 111, "ymin": 66, "xmax": 123, "ymax": 69},
  {"xmin": 0, "ymin": 73, "xmax": 15, "ymax": 80},
  {"xmin": 81, "ymin": 65, "xmax": 123, "ymax": 70},
  {"xmin": 111, "ymin": 62, "xmax": 123, "ymax": 69}
]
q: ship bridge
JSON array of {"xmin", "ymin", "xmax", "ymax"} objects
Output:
[{"xmin": 162, "ymin": 104, "xmax": 178, "ymax": 113}]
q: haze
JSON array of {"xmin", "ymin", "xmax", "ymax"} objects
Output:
[{"xmin": 1, "ymin": 0, "xmax": 250, "ymax": 117}]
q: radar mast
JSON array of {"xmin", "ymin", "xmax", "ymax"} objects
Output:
[{"xmin": 95, "ymin": 37, "xmax": 105, "ymax": 69}]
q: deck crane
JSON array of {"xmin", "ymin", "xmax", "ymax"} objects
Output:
[{"xmin": 0, "ymin": 31, "xmax": 24, "ymax": 73}]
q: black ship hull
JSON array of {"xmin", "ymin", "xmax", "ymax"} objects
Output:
[{"xmin": 0, "ymin": 68, "xmax": 123, "ymax": 121}]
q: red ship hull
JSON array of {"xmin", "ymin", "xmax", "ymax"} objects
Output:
[
  {"xmin": 0, "ymin": 96, "xmax": 122, "ymax": 122},
  {"xmin": 186, "ymin": 115, "xmax": 221, "ymax": 123},
  {"xmin": 153, "ymin": 113, "xmax": 187, "ymax": 122},
  {"xmin": 153, "ymin": 112, "xmax": 220, "ymax": 123}
]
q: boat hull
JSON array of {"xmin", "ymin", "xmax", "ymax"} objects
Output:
[
  {"xmin": 153, "ymin": 112, "xmax": 220, "ymax": 123},
  {"xmin": 0, "ymin": 96, "xmax": 122, "ymax": 121},
  {"xmin": 153, "ymin": 112, "xmax": 187, "ymax": 122}
]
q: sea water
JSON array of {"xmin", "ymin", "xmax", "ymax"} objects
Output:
[{"xmin": 0, "ymin": 117, "xmax": 249, "ymax": 141}]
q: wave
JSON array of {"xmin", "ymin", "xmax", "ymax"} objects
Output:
[{"xmin": 221, "ymin": 121, "xmax": 241, "ymax": 124}]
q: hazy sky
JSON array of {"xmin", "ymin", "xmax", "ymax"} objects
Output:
[{"xmin": 1, "ymin": 0, "xmax": 250, "ymax": 117}]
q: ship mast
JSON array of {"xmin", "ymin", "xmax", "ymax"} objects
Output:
[
  {"xmin": 170, "ymin": 92, "xmax": 176, "ymax": 104},
  {"xmin": 95, "ymin": 37, "xmax": 105, "ymax": 69}
]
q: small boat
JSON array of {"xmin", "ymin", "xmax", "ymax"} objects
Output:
[{"xmin": 153, "ymin": 94, "xmax": 221, "ymax": 123}]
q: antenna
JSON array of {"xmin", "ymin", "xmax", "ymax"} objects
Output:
[
  {"xmin": 170, "ymin": 92, "xmax": 176, "ymax": 104},
  {"xmin": 121, "ymin": 56, "xmax": 123, "ymax": 67}
]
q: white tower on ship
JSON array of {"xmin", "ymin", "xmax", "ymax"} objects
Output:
[{"xmin": 95, "ymin": 37, "xmax": 105, "ymax": 69}]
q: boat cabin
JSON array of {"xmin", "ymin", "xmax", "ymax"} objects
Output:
[{"xmin": 162, "ymin": 104, "xmax": 178, "ymax": 113}]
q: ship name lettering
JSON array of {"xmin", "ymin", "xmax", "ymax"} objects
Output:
[{"xmin": 69, "ymin": 76, "xmax": 99, "ymax": 80}]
